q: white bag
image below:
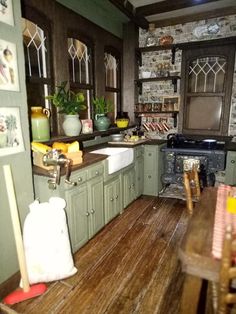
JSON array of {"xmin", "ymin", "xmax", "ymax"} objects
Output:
[{"xmin": 23, "ymin": 197, "xmax": 77, "ymax": 284}]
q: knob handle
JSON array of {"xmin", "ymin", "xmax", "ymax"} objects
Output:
[
  {"xmin": 90, "ymin": 209, "xmax": 95, "ymax": 214},
  {"xmin": 110, "ymin": 197, "xmax": 114, "ymax": 202},
  {"xmin": 95, "ymin": 170, "xmax": 99, "ymax": 175},
  {"xmin": 231, "ymin": 160, "xmax": 235, "ymax": 164},
  {"xmin": 86, "ymin": 212, "xmax": 90, "ymax": 216}
]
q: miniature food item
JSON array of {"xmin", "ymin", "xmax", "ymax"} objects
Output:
[
  {"xmin": 67, "ymin": 141, "xmax": 80, "ymax": 153},
  {"xmin": 52, "ymin": 142, "xmax": 68, "ymax": 153},
  {"xmin": 31, "ymin": 142, "xmax": 52, "ymax": 154}
]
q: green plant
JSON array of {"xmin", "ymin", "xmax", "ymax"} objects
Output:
[
  {"xmin": 92, "ymin": 96, "xmax": 113, "ymax": 115},
  {"xmin": 46, "ymin": 81, "xmax": 86, "ymax": 115}
]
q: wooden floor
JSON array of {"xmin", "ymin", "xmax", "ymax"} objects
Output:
[{"xmin": 2, "ymin": 196, "xmax": 189, "ymax": 314}]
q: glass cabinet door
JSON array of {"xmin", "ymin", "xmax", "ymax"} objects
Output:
[{"xmin": 180, "ymin": 45, "xmax": 235, "ymax": 136}]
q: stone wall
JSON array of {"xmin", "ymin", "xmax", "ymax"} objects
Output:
[{"xmin": 139, "ymin": 14, "xmax": 236, "ymax": 137}]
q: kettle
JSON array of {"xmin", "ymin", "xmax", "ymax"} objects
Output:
[{"xmin": 167, "ymin": 133, "xmax": 185, "ymax": 148}]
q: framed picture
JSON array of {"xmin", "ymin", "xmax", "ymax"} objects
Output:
[
  {"xmin": 81, "ymin": 119, "xmax": 93, "ymax": 134},
  {"xmin": 0, "ymin": 39, "xmax": 19, "ymax": 91},
  {"xmin": 0, "ymin": 0, "xmax": 14, "ymax": 26},
  {"xmin": 162, "ymin": 96, "xmax": 180, "ymax": 112},
  {"xmin": 0, "ymin": 107, "xmax": 25, "ymax": 156}
]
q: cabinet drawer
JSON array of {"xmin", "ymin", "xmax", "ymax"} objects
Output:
[
  {"xmin": 70, "ymin": 170, "xmax": 87, "ymax": 185},
  {"xmin": 87, "ymin": 163, "xmax": 104, "ymax": 180}
]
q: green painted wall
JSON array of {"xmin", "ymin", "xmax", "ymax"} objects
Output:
[
  {"xmin": 56, "ymin": 0, "xmax": 128, "ymax": 38},
  {"xmin": 0, "ymin": 0, "xmax": 34, "ymax": 285}
]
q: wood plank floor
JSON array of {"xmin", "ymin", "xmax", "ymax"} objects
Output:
[{"xmin": 3, "ymin": 196, "xmax": 189, "ymax": 314}]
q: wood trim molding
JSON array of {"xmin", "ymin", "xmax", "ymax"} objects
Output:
[
  {"xmin": 152, "ymin": 6, "xmax": 236, "ymax": 28},
  {"xmin": 136, "ymin": 0, "xmax": 221, "ymax": 16},
  {"xmin": 108, "ymin": 0, "xmax": 149, "ymax": 29}
]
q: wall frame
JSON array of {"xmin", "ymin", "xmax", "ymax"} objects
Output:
[
  {"xmin": 0, "ymin": 39, "xmax": 19, "ymax": 91},
  {"xmin": 0, "ymin": 107, "xmax": 25, "ymax": 156},
  {"xmin": 0, "ymin": 0, "xmax": 14, "ymax": 26}
]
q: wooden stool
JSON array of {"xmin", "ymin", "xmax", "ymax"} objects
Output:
[{"xmin": 183, "ymin": 164, "xmax": 201, "ymax": 215}]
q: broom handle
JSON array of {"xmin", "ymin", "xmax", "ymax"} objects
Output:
[{"xmin": 3, "ymin": 165, "xmax": 30, "ymax": 292}]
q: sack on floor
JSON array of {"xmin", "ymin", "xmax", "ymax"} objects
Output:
[{"xmin": 23, "ymin": 197, "xmax": 77, "ymax": 284}]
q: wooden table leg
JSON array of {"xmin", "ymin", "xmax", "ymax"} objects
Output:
[{"xmin": 180, "ymin": 274, "xmax": 203, "ymax": 314}]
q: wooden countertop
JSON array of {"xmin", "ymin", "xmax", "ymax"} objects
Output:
[{"xmin": 33, "ymin": 152, "xmax": 107, "ymax": 177}]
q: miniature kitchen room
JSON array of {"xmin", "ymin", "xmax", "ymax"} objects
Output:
[{"xmin": 1, "ymin": 0, "xmax": 236, "ymax": 313}]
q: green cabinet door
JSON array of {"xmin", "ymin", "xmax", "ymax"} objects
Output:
[
  {"xmin": 104, "ymin": 175, "xmax": 122, "ymax": 224},
  {"xmin": 135, "ymin": 155, "xmax": 144, "ymax": 198},
  {"xmin": 225, "ymin": 151, "xmax": 236, "ymax": 185},
  {"xmin": 87, "ymin": 176, "xmax": 104, "ymax": 237},
  {"xmin": 143, "ymin": 144, "xmax": 164, "ymax": 196},
  {"xmin": 123, "ymin": 166, "xmax": 136, "ymax": 208},
  {"xmin": 65, "ymin": 183, "xmax": 89, "ymax": 252}
]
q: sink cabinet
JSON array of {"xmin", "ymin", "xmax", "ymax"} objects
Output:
[
  {"xmin": 143, "ymin": 144, "xmax": 165, "ymax": 196},
  {"xmin": 104, "ymin": 174, "xmax": 122, "ymax": 224},
  {"xmin": 33, "ymin": 161, "xmax": 104, "ymax": 253},
  {"xmin": 225, "ymin": 150, "xmax": 236, "ymax": 186}
]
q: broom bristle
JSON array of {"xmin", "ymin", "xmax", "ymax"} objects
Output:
[{"xmin": 3, "ymin": 283, "xmax": 47, "ymax": 305}]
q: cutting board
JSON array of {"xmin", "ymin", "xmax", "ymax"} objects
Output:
[{"xmin": 108, "ymin": 139, "xmax": 149, "ymax": 145}]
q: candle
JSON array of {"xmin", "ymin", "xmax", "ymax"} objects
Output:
[{"xmin": 227, "ymin": 196, "xmax": 236, "ymax": 214}]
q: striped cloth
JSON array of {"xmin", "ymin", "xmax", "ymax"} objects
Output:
[{"xmin": 212, "ymin": 184, "xmax": 236, "ymax": 259}]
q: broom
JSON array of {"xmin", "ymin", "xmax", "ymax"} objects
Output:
[{"xmin": 3, "ymin": 164, "xmax": 47, "ymax": 305}]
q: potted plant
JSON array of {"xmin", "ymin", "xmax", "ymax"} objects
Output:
[
  {"xmin": 92, "ymin": 96, "xmax": 113, "ymax": 131},
  {"xmin": 46, "ymin": 81, "xmax": 86, "ymax": 136}
]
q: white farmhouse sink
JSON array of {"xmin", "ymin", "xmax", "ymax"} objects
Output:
[{"xmin": 90, "ymin": 147, "xmax": 134, "ymax": 174}]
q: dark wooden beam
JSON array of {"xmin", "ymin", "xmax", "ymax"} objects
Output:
[
  {"xmin": 137, "ymin": 0, "xmax": 222, "ymax": 16},
  {"xmin": 152, "ymin": 6, "xmax": 236, "ymax": 28},
  {"xmin": 108, "ymin": 0, "xmax": 149, "ymax": 29}
]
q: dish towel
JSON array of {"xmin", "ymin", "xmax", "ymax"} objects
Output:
[{"xmin": 212, "ymin": 184, "xmax": 236, "ymax": 259}]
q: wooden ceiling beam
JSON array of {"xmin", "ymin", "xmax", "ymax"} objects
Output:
[
  {"xmin": 108, "ymin": 0, "xmax": 149, "ymax": 29},
  {"xmin": 137, "ymin": 0, "xmax": 222, "ymax": 16},
  {"xmin": 152, "ymin": 5, "xmax": 236, "ymax": 28}
]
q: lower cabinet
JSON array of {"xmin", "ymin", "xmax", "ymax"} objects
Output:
[
  {"xmin": 123, "ymin": 165, "xmax": 136, "ymax": 208},
  {"xmin": 225, "ymin": 150, "xmax": 236, "ymax": 185},
  {"xmin": 143, "ymin": 144, "xmax": 164, "ymax": 196},
  {"xmin": 135, "ymin": 147, "xmax": 144, "ymax": 198},
  {"xmin": 65, "ymin": 183, "xmax": 89, "ymax": 252},
  {"xmin": 34, "ymin": 161, "xmax": 104, "ymax": 253},
  {"xmin": 104, "ymin": 174, "xmax": 122, "ymax": 224}
]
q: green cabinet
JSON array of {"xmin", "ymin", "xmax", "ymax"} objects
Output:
[
  {"xmin": 225, "ymin": 151, "xmax": 236, "ymax": 186},
  {"xmin": 87, "ymin": 175, "xmax": 104, "ymax": 237},
  {"xmin": 143, "ymin": 144, "xmax": 164, "ymax": 196},
  {"xmin": 104, "ymin": 174, "xmax": 122, "ymax": 224},
  {"xmin": 34, "ymin": 161, "xmax": 104, "ymax": 253},
  {"xmin": 134, "ymin": 146, "xmax": 144, "ymax": 198},
  {"xmin": 123, "ymin": 165, "xmax": 136, "ymax": 208},
  {"xmin": 65, "ymin": 183, "xmax": 89, "ymax": 251}
]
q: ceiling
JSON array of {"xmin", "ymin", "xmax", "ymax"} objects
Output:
[{"xmin": 109, "ymin": 0, "xmax": 236, "ymax": 29}]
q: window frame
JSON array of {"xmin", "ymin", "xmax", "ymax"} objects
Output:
[
  {"xmin": 67, "ymin": 30, "xmax": 95, "ymax": 120},
  {"xmin": 104, "ymin": 46, "xmax": 122, "ymax": 122},
  {"xmin": 21, "ymin": 5, "xmax": 57, "ymax": 135}
]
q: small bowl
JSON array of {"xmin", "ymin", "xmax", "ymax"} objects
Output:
[
  {"xmin": 116, "ymin": 119, "xmax": 129, "ymax": 128},
  {"xmin": 110, "ymin": 133, "xmax": 125, "ymax": 142}
]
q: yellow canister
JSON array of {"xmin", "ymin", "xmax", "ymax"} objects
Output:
[{"xmin": 31, "ymin": 106, "xmax": 50, "ymax": 142}]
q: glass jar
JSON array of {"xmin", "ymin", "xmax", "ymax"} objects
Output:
[
  {"xmin": 31, "ymin": 106, "xmax": 50, "ymax": 142},
  {"xmin": 145, "ymin": 23, "xmax": 157, "ymax": 47}
]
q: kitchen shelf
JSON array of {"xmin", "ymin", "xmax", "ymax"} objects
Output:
[
  {"xmin": 135, "ymin": 111, "xmax": 179, "ymax": 114},
  {"xmin": 135, "ymin": 76, "xmax": 180, "ymax": 94}
]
